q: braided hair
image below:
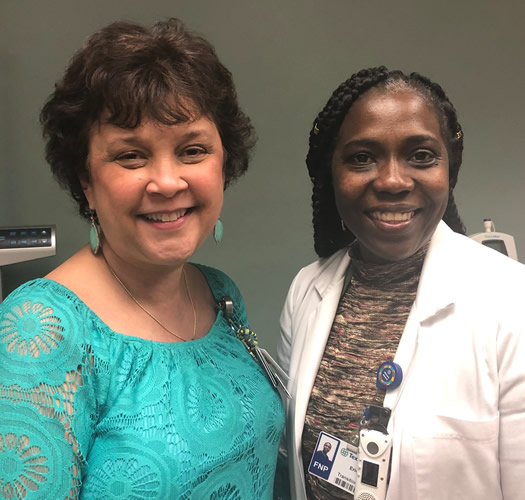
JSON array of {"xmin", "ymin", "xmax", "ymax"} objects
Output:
[{"xmin": 307, "ymin": 66, "xmax": 465, "ymax": 258}]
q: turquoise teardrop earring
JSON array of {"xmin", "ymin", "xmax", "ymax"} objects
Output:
[
  {"xmin": 213, "ymin": 217, "xmax": 224, "ymax": 244},
  {"xmin": 89, "ymin": 211, "xmax": 101, "ymax": 255}
]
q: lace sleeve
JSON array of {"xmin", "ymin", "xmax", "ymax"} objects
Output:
[{"xmin": 0, "ymin": 281, "xmax": 97, "ymax": 499}]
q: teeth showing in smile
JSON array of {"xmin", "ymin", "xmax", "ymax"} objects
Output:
[
  {"xmin": 144, "ymin": 210, "xmax": 187, "ymax": 222},
  {"xmin": 370, "ymin": 211, "xmax": 414, "ymax": 222}
]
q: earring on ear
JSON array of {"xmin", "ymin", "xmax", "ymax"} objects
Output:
[
  {"xmin": 89, "ymin": 211, "xmax": 101, "ymax": 255},
  {"xmin": 341, "ymin": 219, "xmax": 347, "ymax": 232},
  {"xmin": 213, "ymin": 217, "xmax": 224, "ymax": 244}
]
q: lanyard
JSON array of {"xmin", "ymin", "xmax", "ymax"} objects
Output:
[{"xmin": 342, "ymin": 257, "xmax": 420, "ymax": 429}]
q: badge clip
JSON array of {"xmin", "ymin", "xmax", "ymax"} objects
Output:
[
  {"xmin": 218, "ymin": 296, "xmax": 291, "ymax": 399},
  {"xmin": 376, "ymin": 361, "xmax": 403, "ymax": 391},
  {"xmin": 362, "ymin": 405, "xmax": 391, "ymax": 434}
]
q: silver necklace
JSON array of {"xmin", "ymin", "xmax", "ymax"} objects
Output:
[{"xmin": 101, "ymin": 253, "xmax": 196, "ymax": 342}]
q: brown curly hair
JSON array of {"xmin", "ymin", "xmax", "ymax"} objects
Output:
[{"xmin": 40, "ymin": 18, "xmax": 256, "ymax": 220}]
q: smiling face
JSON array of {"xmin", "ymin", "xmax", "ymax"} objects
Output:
[
  {"xmin": 82, "ymin": 116, "xmax": 224, "ymax": 269},
  {"xmin": 331, "ymin": 89, "xmax": 450, "ymax": 263}
]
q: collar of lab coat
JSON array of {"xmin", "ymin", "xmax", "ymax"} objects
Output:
[
  {"xmin": 312, "ymin": 248, "xmax": 351, "ymax": 298},
  {"xmin": 413, "ymin": 220, "xmax": 458, "ymax": 323},
  {"xmin": 311, "ymin": 220, "xmax": 458, "ymax": 322}
]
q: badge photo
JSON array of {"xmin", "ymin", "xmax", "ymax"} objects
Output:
[{"xmin": 308, "ymin": 432, "xmax": 340, "ymax": 480}]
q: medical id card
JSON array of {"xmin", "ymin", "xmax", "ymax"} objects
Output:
[{"xmin": 308, "ymin": 431, "xmax": 358, "ymax": 494}]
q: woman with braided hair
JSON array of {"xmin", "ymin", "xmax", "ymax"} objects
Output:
[{"xmin": 277, "ymin": 67, "xmax": 525, "ymax": 499}]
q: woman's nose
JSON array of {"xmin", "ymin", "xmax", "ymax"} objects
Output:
[
  {"xmin": 373, "ymin": 158, "xmax": 414, "ymax": 194},
  {"xmin": 145, "ymin": 161, "xmax": 189, "ymax": 197}
]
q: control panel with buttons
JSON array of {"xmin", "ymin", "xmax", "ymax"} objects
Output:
[{"xmin": 0, "ymin": 225, "xmax": 56, "ymax": 266}]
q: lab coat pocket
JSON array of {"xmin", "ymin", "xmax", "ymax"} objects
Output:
[{"xmin": 412, "ymin": 414, "xmax": 500, "ymax": 500}]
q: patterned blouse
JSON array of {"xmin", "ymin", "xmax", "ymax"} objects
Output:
[
  {"xmin": 0, "ymin": 264, "xmax": 284, "ymax": 499},
  {"xmin": 302, "ymin": 244, "xmax": 427, "ymax": 499}
]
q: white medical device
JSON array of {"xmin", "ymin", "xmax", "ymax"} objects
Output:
[
  {"xmin": 469, "ymin": 219, "xmax": 518, "ymax": 261},
  {"xmin": 0, "ymin": 225, "xmax": 56, "ymax": 302},
  {"xmin": 354, "ymin": 429, "xmax": 392, "ymax": 500}
]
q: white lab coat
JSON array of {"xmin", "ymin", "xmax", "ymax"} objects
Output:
[{"xmin": 277, "ymin": 221, "xmax": 525, "ymax": 499}]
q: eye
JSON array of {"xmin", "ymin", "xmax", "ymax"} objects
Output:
[
  {"xmin": 344, "ymin": 152, "xmax": 374, "ymax": 167},
  {"xmin": 409, "ymin": 149, "xmax": 438, "ymax": 167},
  {"xmin": 114, "ymin": 151, "xmax": 147, "ymax": 169},
  {"xmin": 354, "ymin": 153, "xmax": 372, "ymax": 163},
  {"xmin": 181, "ymin": 145, "xmax": 208, "ymax": 164}
]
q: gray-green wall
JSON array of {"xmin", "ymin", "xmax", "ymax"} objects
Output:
[{"xmin": 1, "ymin": 0, "xmax": 524, "ymax": 356}]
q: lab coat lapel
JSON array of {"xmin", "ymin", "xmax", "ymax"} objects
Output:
[
  {"xmin": 413, "ymin": 221, "xmax": 459, "ymax": 322},
  {"xmin": 292, "ymin": 252, "xmax": 350, "ymax": 452},
  {"xmin": 384, "ymin": 221, "xmax": 459, "ymax": 413}
]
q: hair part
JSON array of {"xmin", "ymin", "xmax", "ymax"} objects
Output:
[
  {"xmin": 307, "ymin": 66, "xmax": 465, "ymax": 258},
  {"xmin": 41, "ymin": 18, "xmax": 256, "ymax": 220}
]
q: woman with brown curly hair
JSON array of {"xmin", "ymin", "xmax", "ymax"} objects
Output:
[{"xmin": 0, "ymin": 18, "xmax": 283, "ymax": 499}]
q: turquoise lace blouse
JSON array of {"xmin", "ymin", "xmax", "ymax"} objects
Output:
[{"xmin": 0, "ymin": 264, "xmax": 284, "ymax": 499}]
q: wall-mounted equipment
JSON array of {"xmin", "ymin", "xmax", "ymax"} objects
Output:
[
  {"xmin": 469, "ymin": 218, "xmax": 518, "ymax": 261},
  {"xmin": 0, "ymin": 225, "xmax": 56, "ymax": 302}
]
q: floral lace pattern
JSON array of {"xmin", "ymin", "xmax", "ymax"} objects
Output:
[
  {"xmin": 0, "ymin": 404, "xmax": 77, "ymax": 498},
  {"xmin": 0, "ymin": 264, "xmax": 284, "ymax": 499},
  {"xmin": 83, "ymin": 457, "xmax": 161, "ymax": 499},
  {"xmin": 0, "ymin": 432, "xmax": 49, "ymax": 497},
  {"xmin": 0, "ymin": 300, "xmax": 64, "ymax": 357}
]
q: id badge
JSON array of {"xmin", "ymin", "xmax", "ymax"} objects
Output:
[{"xmin": 308, "ymin": 431, "xmax": 359, "ymax": 494}]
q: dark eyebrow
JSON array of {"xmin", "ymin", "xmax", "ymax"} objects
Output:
[
  {"xmin": 403, "ymin": 134, "xmax": 442, "ymax": 146},
  {"xmin": 179, "ymin": 129, "xmax": 214, "ymax": 141},
  {"xmin": 103, "ymin": 127, "xmax": 215, "ymax": 147},
  {"xmin": 339, "ymin": 138, "xmax": 380, "ymax": 150},
  {"xmin": 339, "ymin": 134, "xmax": 442, "ymax": 150}
]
